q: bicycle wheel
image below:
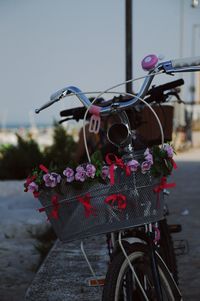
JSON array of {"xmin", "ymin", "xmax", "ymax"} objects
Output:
[
  {"xmin": 111, "ymin": 219, "xmax": 178, "ymax": 283},
  {"xmin": 102, "ymin": 243, "xmax": 181, "ymax": 301}
]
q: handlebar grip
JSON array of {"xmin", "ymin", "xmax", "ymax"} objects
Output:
[
  {"xmin": 147, "ymin": 79, "xmax": 184, "ymax": 97},
  {"xmin": 171, "ymin": 56, "xmax": 200, "ymax": 68},
  {"xmin": 60, "ymin": 107, "xmax": 86, "ymax": 117},
  {"xmin": 158, "ymin": 78, "xmax": 184, "ymax": 91}
]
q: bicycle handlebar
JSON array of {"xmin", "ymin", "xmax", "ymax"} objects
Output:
[
  {"xmin": 59, "ymin": 78, "xmax": 184, "ymax": 121},
  {"xmin": 35, "ymin": 55, "xmax": 200, "ymax": 115}
]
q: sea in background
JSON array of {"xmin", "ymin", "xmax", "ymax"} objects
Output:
[
  {"xmin": 1, "ymin": 122, "xmax": 51, "ymax": 130},
  {"xmin": 0, "ymin": 121, "xmax": 80, "ymax": 147}
]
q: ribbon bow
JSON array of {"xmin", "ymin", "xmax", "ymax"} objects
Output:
[
  {"xmin": 105, "ymin": 193, "xmax": 127, "ymax": 210},
  {"xmin": 38, "ymin": 195, "xmax": 60, "ymax": 220},
  {"xmin": 77, "ymin": 193, "xmax": 96, "ymax": 218},
  {"xmin": 154, "ymin": 177, "xmax": 176, "ymax": 207},
  {"xmin": 105, "ymin": 153, "xmax": 131, "ymax": 185}
]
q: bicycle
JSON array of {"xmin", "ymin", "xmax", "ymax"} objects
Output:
[
  {"xmin": 59, "ymin": 77, "xmax": 185, "ymax": 283},
  {"xmin": 34, "ymin": 54, "xmax": 200, "ymax": 300}
]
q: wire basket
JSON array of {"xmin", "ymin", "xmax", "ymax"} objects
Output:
[{"xmin": 38, "ymin": 154, "xmax": 164, "ymax": 242}]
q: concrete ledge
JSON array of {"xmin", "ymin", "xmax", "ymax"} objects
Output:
[{"xmin": 25, "ymin": 236, "xmax": 108, "ymax": 301}]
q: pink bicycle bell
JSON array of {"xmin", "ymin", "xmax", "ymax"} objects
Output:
[{"xmin": 142, "ymin": 54, "xmax": 159, "ymax": 71}]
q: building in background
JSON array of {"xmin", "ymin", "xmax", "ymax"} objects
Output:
[{"xmin": 132, "ymin": 0, "xmax": 200, "ymax": 104}]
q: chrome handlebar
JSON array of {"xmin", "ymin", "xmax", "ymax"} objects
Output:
[{"xmin": 35, "ymin": 56, "xmax": 200, "ymax": 115}]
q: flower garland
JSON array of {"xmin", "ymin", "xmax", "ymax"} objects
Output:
[{"xmin": 24, "ymin": 143, "xmax": 176, "ymax": 199}]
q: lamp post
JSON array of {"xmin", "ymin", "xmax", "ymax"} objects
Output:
[{"xmin": 125, "ymin": 0, "xmax": 132, "ymax": 93}]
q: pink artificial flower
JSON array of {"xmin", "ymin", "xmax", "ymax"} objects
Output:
[
  {"xmin": 101, "ymin": 166, "xmax": 109, "ymax": 180},
  {"xmin": 144, "ymin": 148, "xmax": 153, "ymax": 164},
  {"xmin": 163, "ymin": 144, "xmax": 174, "ymax": 158},
  {"xmin": 27, "ymin": 181, "xmax": 38, "ymax": 193},
  {"xmin": 127, "ymin": 160, "xmax": 140, "ymax": 172},
  {"xmin": 144, "ymin": 148, "xmax": 150, "ymax": 156},
  {"xmin": 43, "ymin": 172, "xmax": 61, "ymax": 188},
  {"xmin": 85, "ymin": 164, "xmax": 96, "ymax": 178},
  {"xmin": 24, "ymin": 175, "xmax": 37, "ymax": 192},
  {"xmin": 145, "ymin": 153, "xmax": 153, "ymax": 164},
  {"xmin": 141, "ymin": 160, "xmax": 152, "ymax": 174},
  {"xmin": 63, "ymin": 167, "xmax": 74, "ymax": 182},
  {"xmin": 75, "ymin": 166, "xmax": 86, "ymax": 182}
]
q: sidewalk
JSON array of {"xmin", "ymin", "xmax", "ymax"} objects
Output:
[
  {"xmin": 167, "ymin": 147, "xmax": 200, "ymax": 300},
  {"xmin": 25, "ymin": 148, "xmax": 200, "ymax": 301},
  {"xmin": 0, "ymin": 181, "xmax": 48, "ymax": 301}
]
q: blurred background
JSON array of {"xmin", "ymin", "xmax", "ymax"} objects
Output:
[{"xmin": 0, "ymin": 0, "xmax": 200, "ymax": 300}]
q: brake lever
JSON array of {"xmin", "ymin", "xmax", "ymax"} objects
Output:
[
  {"xmin": 165, "ymin": 91, "xmax": 185, "ymax": 104},
  {"xmin": 59, "ymin": 117, "xmax": 73, "ymax": 124}
]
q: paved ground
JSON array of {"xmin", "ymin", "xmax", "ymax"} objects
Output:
[
  {"xmin": 167, "ymin": 148, "xmax": 200, "ymax": 300},
  {"xmin": 25, "ymin": 147, "xmax": 200, "ymax": 301},
  {"xmin": 0, "ymin": 181, "xmax": 48, "ymax": 301}
]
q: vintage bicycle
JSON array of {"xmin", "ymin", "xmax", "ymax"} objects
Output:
[
  {"xmin": 32, "ymin": 54, "xmax": 200, "ymax": 300},
  {"xmin": 58, "ymin": 76, "xmax": 185, "ymax": 284}
]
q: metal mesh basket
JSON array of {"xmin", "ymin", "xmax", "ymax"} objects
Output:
[{"xmin": 38, "ymin": 156, "xmax": 164, "ymax": 242}]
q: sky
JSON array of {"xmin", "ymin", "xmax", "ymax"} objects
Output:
[
  {"xmin": 0, "ymin": 0, "xmax": 200, "ymax": 126},
  {"xmin": 0, "ymin": 0, "xmax": 125, "ymax": 126}
]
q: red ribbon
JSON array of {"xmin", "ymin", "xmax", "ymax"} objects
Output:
[
  {"xmin": 39, "ymin": 164, "xmax": 49, "ymax": 173},
  {"xmin": 154, "ymin": 177, "xmax": 176, "ymax": 207},
  {"xmin": 26, "ymin": 175, "xmax": 36, "ymax": 186},
  {"xmin": 105, "ymin": 193, "xmax": 127, "ymax": 210},
  {"xmin": 105, "ymin": 153, "xmax": 131, "ymax": 185},
  {"xmin": 77, "ymin": 193, "xmax": 96, "ymax": 218},
  {"xmin": 33, "ymin": 191, "xmax": 39, "ymax": 198},
  {"xmin": 170, "ymin": 158, "xmax": 177, "ymax": 170},
  {"xmin": 38, "ymin": 195, "xmax": 60, "ymax": 220}
]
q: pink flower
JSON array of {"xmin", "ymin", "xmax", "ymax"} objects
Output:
[
  {"xmin": 27, "ymin": 181, "xmax": 38, "ymax": 193},
  {"xmin": 141, "ymin": 161, "xmax": 152, "ymax": 174},
  {"xmin": 43, "ymin": 172, "xmax": 61, "ymax": 188},
  {"xmin": 24, "ymin": 175, "xmax": 37, "ymax": 192},
  {"xmin": 145, "ymin": 153, "xmax": 153, "ymax": 164},
  {"xmin": 144, "ymin": 148, "xmax": 153, "ymax": 164},
  {"xmin": 163, "ymin": 144, "xmax": 174, "ymax": 158},
  {"xmin": 86, "ymin": 164, "xmax": 96, "ymax": 178},
  {"xmin": 127, "ymin": 160, "xmax": 140, "ymax": 172},
  {"xmin": 63, "ymin": 167, "xmax": 74, "ymax": 182},
  {"xmin": 75, "ymin": 166, "xmax": 86, "ymax": 182},
  {"xmin": 101, "ymin": 166, "xmax": 109, "ymax": 180},
  {"xmin": 144, "ymin": 148, "xmax": 150, "ymax": 156}
]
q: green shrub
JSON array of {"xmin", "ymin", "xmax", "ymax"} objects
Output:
[
  {"xmin": 0, "ymin": 123, "xmax": 77, "ymax": 179},
  {"xmin": 0, "ymin": 134, "xmax": 43, "ymax": 179},
  {"xmin": 42, "ymin": 122, "xmax": 77, "ymax": 170}
]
